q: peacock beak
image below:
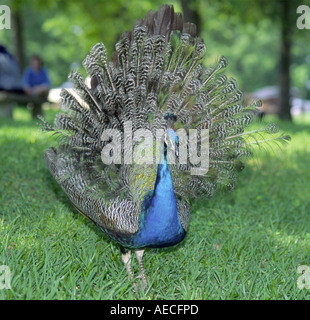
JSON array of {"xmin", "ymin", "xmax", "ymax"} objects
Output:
[{"xmin": 169, "ymin": 137, "xmax": 179, "ymax": 157}]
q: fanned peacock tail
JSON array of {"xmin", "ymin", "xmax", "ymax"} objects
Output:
[{"xmin": 39, "ymin": 4, "xmax": 290, "ymax": 252}]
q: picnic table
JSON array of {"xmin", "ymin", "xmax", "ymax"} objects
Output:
[{"xmin": 0, "ymin": 91, "xmax": 47, "ymax": 118}]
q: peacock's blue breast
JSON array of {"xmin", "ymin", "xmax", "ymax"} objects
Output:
[{"xmin": 133, "ymin": 163, "xmax": 186, "ymax": 248}]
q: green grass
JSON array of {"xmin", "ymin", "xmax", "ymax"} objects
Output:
[{"xmin": 1, "ymin": 107, "xmax": 310, "ymax": 299}]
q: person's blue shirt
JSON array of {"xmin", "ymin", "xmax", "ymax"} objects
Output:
[{"xmin": 23, "ymin": 67, "xmax": 50, "ymax": 88}]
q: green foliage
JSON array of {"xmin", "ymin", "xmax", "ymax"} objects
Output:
[
  {"xmin": 201, "ymin": 6, "xmax": 280, "ymax": 92},
  {"xmin": 1, "ymin": 0, "xmax": 180, "ymax": 86},
  {"xmin": 0, "ymin": 108, "xmax": 310, "ymax": 299},
  {"xmin": 0, "ymin": 0, "xmax": 309, "ymax": 96},
  {"xmin": 200, "ymin": 0, "xmax": 310, "ymax": 93}
]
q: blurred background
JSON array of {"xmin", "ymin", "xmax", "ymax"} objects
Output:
[{"xmin": 0, "ymin": 0, "xmax": 310, "ymax": 120}]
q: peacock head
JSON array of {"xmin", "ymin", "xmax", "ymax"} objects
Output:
[
  {"xmin": 162, "ymin": 113, "xmax": 179, "ymax": 160},
  {"xmin": 164, "ymin": 112, "xmax": 177, "ymax": 128},
  {"xmin": 164, "ymin": 129, "xmax": 179, "ymax": 158}
]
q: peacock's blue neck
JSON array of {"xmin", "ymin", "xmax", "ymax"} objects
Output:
[{"xmin": 133, "ymin": 153, "xmax": 185, "ymax": 248}]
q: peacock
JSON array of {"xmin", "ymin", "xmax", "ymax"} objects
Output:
[{"xmin": 39, "ymin": 4, "xmax": 290, "ymax": 289}]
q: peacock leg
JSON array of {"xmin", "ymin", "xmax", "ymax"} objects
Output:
[
  {"xmin": 121, "ymin": 250, "xmax": 134, "ymax": 280},
  {"xmin": 135, "ymin": 249, "xmax": 148, "ymax": 289},
  {"xmin": 121, "ymin": 247, "xmax": 139, "ymax": 290}
]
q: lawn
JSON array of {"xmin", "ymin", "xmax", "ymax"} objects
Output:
[{"xmin": 0, "ymin": 107, "xmax": 310, "ymax": 300}]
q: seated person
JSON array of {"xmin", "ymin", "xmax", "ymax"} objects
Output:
[
  {"xmin": 0, "ymin": 44, "xmax": 24, "ymax": 94},
  {"xmin": 23, "ymin": 55, "xmax": 50, "ymax": 98}
]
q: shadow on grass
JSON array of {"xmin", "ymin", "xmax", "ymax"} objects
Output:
[{"xmin": 44, "ymin": 173, "xmax": 115, "ymax": 245}]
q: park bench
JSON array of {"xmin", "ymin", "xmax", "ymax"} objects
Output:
[{"xmin": 0, "ymin": 91, "xmax": 47, "ymax": 118}]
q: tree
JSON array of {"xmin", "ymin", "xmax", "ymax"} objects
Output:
[
  {"xmin": 1, "ymin": 0, "xmax": 308, "ymax": 103},
  {"xmin": 1, "ymin": 0, "xmax": 26, "ymax": 73},
  {"xmin": 278, "ymin": 0, "xmax": 293, "ymax": 121},
  {"xmin": 180, "ymin": 0, "xmax": 201, "ymax": 35},
  {"xmin": 11, "ymin": 10, "xmax": 24, "ymax": 73},
  {"xmin": 212, "ymin": 0, "xmax": 307, "ymax": 121},
  {"xmin": 1, "ymin": 0, "xmax": 176, "ymax": 86}
]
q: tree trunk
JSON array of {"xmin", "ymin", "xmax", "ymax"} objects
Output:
[
  {"xmin": 278, "ymin": 0, "xmax": 292, "ymax": 121},
  {"xmin": 12, "ymin": 10, "xmax": 25, "ymax": 74},
  {"xmin": 180, "ymin": 0, "xmax": 201, "ymax": 35}
]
